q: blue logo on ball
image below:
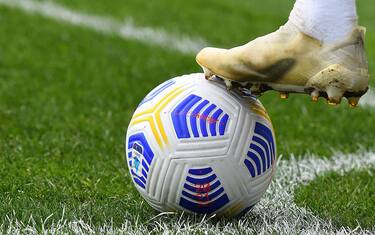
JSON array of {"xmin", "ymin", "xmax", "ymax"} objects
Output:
[{"xmin": 127, "ymin": 133, "xmax": 155, "ymax": 189}]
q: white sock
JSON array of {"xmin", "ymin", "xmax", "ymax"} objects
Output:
[{"xmin": 288, "ymin": 0, "xmax": 358, "ymax": 43}]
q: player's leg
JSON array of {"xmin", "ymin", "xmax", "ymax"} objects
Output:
[{"xmin": 196, "ymin": 0, "xmax": 369, "ymax": 107}]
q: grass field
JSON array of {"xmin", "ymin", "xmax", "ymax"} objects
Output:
[{"xmin": 0, "ymin": 0, "xmax": 374, "ymax": 233}]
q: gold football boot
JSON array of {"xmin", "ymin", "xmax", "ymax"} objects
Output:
[{"xmin": 196, "ymin": 24, "xmax": 369, "ymax": 107}]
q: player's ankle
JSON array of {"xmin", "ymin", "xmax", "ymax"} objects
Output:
[{"xmin": 288, "ymin": 0, "xmax": 358, "ymax": 44}]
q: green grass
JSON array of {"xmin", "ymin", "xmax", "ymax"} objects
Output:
[
  {"xmin": 0, "ymin": 0, "xmax": 375, "ymax": 231},
  {"xmin": 29, "ymin": 0, "xmax": 375, "ymax": 157},
  {"xmin": 0, "ymin": 5, "xmax": 195, "ymax": 226},
  {"xmin": 12, "ymin": 0, "xmax": 375, "ymax": 158},
  {"xmin": 37, "ymin": 0, "xmax": 294, "ymax": 47},
  {"xmin": 295, "ymin": 169, "xmax": 375, "ymax": 229},
  {"xmin": 40, "ymin": 0, "xmax": 375, "ymax": 84},
  {"xmin": 38, "ymin": 0, "xmax": 375, "ymax": 52}
]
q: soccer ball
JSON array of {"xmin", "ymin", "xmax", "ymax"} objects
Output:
[{"xmin": 125, "ymin": 73, "xmax": 276, "ymax": 217}]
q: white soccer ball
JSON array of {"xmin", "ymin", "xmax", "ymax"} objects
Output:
[{"xmin": 125, "ymin": 73, "xmax": 276, "ymax": 217}]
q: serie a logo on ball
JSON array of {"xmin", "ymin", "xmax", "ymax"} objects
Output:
[{"xmin": 125, "ymin": 73, "xmax": 276, "ymax": 217}]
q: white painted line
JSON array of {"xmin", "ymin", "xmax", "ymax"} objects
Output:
[
  {"xmin": 2, "ymin": 0, "xmax": 374, "ymax": 107},
  {"xmin": 257, "ymin": 152, "xmax": 375, "ymax": 234},
  {"xmin": 2, "ymin": 152, "xmax": 375, "ymax": 234},
  {"xmin": 360, "ymin": 87, "xmax": 375, "ymax": 108},
  {"xmin": 0, "ymin": 0, "xmax": 207, "ymax": 54}
]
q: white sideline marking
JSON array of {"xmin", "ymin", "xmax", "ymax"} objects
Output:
[
  {"xmin": 1, "ymin": 0, "xmax": 375, "ymax": 106},
  {"xmin": 0, "ymin": 0, "xmax": 207, "ymax": 54},
  {"xmin": 1, "ymin": 0, "xmax": 374, "ymax": 108},
  {"xmin": 360, "ymin": 87, "xmax": 375, "ymax": 108},
  {"xmin": 256, "ymin": 152, "xmax": 375, "ymax": 235},
  {"xmin": 2, "ymin": 152, "xmax": 374, "ymax": 234}
]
